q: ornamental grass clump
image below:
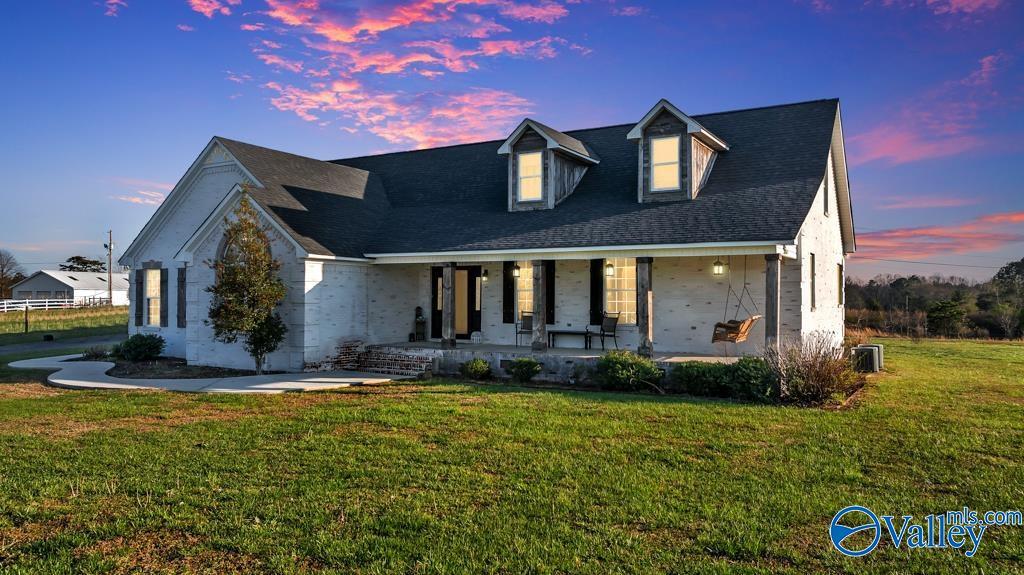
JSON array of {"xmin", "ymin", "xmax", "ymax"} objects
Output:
[{"xmin": 764, "ymin": 331, "xmax": 858, "ymax": 406}]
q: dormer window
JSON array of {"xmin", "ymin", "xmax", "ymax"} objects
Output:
[
  {"xmin": 517, "ymin": 151, "xmax": 543, "ymax": 202},
  {"xmin": 650, "ymin": 135, "xmax": 681, "ymax": 191}
]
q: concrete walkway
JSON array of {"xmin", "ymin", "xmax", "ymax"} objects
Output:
[{"xmin": 8, "ymin": 354, "xmax": 409, "ymax": 394}]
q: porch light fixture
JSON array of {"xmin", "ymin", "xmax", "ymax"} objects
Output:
[
  {"xmin": 512, "ymin": 264, "xmax": 521, "ymax": 278},
  {"xmin": 712, "ymin": 258, "xmax": 725, "ymax": 276},
  {"xmin": 605, "ymin": 261, "xmax": 615, "ymax": 277},
  {"xmin": 482, "ymin": 269, "xmax": 489, "ymax": 281}
]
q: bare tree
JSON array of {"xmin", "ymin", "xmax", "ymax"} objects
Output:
[{"xmin": 0, "ymin": 249, "xmax": 26, "ymax": 298}]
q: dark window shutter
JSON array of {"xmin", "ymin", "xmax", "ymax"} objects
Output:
[
  {"xmin": 134, "ymin": 270, "xmax": 143, "ymax": 326},
  {"xmin": 544, "ymin": 260, "xmax": 555, "ymax": 324},
  {"xmin": 589, "ymin": 258, "xmax": 604, "ymax": 325},
  {"xmin": 502, "ymin": 261, "xmax": 515, "ymax": 324},
  {"xmin": 159, "ymin": 268, "xmax": 169, "ymax": 327},
  {"xmin": 176, "ymin": 268, "xmax": 187, "ymax": 328}
]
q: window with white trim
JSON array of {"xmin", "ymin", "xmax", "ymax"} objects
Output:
[
  {"xmin": 650, "ymin": 135, "xmax": 681, "ymax": 191},
  {"xmin": 517, "ymin": 151, "xmax": 543, "ymax": 201},
  {"xmin": 145, "ymin": 268, "xmax": 161, "ymax": 326},
  {"xmin": 605, "ymin": 257, "xmax": 637, "ymax": 324},
  {"xmin": 515, "ymin": 261, "xmax": 533, "ymax": 318}
]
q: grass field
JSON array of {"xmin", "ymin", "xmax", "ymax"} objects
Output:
[
  {"xmin": 0, "ymin": 338, "xmax": 1021, "ymax": 574},
  {"xmin": 0, "ymin": 306, "xmax": 127, "ymax": 346}
]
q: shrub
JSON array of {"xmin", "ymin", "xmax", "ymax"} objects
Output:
[
  {"xmin": 459, "ymin": 358, "xmax": 492, "ymax": 380},
  {"xmin": 116, "ymin": 333, "xmax": 166, "ymax": 362},
  {"xmin": 82, "ymin": 346, "xmax": 110, "ymax": 361},
  {"xmin": 507, "ymin": 357, "xmax": 541, "ymax": 383},
  {"xmin": 666, "ymin": 357, "xmax": 777, "ymax": 401},
  {"xmin": 764, "ymin": 331, "xmax": 858, "ymax": 406},
  {"xmin": 595, "ymin": 350, "xmax": 664, "ymax": 392}
]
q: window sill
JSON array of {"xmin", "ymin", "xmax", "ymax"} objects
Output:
[{"xmin": 650, "ymin": 188, "xmax": 682, "ymax": 193}]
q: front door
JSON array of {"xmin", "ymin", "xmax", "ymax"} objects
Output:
[{"xmin": 430, "ymin": 266, "xmax": 482, "ymax": 339}]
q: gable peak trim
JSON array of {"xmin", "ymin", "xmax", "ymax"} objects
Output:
[{"xmin": 627, "ymin": 99, "xmax": 729, "ymax": 151}]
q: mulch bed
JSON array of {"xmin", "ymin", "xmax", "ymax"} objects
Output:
[{"xmin": 104, "ymin": 357, "xmax": 278, "ymax": 379}]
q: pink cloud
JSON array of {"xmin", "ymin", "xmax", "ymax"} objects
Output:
[
  {"xmin": 925, "ymin": 0, "xmax": 1002, "ymax": 14},
  {"xmin": 611, "ymin": 5, "xmax": 646, "ymax": 16},
  {"xmin": 257, "ymin": 53, "xmax": 304, "ymax": 72},
  {"xmin": 855, "ymin": 210, "xmax": 1024, "ymax": 258},
  {"xmin": 462, "ymin": 13, "xmax": 510, "ymax": 38},
  {"xmin": 104, "ymin": 0, "xmax": 127, "ymax": 17},
  {"xmin": 188, "ymin": 0, "xmax": 241, "ymax": 19},
  {"xmin": 177, "ymin": 24, "xmax": 196, "ymax": 32},
  {"xmin": 849, "ymin": 52, "xmax": 1013, "ymax": 165},
  {"xmin": 111, "ymin": 190, "xmax": 166, "ymax": 206},
  {"xmin": 240, "ymin": 23, "xmax": 266, "ymax": 31},
  {"xmin": 225, "ymin": 70, "xmax": 253, "ymax": 83},
  {"xmin": 876, "ymin": 195, "xmax": 981, "ymax": 210},
  {"xmin": 264, "ymin": 80, "xmax": 531, "ymax": 148},
  {"xmin": 110, "ymin": 177, "xmax": 174, "ymax": 191},
  {"xmin": 499, "ymin": 1, "xmax": 568, "ymax": 23}
]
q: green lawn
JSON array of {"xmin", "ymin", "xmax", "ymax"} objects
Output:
[
  {"xmin": 0, "ymin": 306, "xmax": 127, "ymax": 346},
  {"xmin": 0, "ymin": 339, "xmax": 1021, "ymax": 574}
]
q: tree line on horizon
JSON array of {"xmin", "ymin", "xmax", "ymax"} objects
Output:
[{"xmin": 845, "ymin": 257, "xmax": 1024, "ymax": 339}]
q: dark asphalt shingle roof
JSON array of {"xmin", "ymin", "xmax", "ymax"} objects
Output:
[
  {"xmin": 335, "ymin": 99, "xmax": 838, "ymax": 254},
  {"xmin": 217, "ymin": 99, "xmax": 838, "ymax": 257},
  {"xmin": 217, "ymin": 137, "xmax": 390, "ymax": 258}
]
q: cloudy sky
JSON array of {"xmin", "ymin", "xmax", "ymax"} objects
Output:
[{"xmin": 1, "ymin": 0, "xmax": 1021, "ymax": 280}]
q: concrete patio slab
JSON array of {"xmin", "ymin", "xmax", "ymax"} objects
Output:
[{"xmin": 8, "ymin": 354, "xmax": 409, "ymax": 394}]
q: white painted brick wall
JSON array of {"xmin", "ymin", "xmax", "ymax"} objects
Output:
[
  {"xmin": 796, "ymin": 150, "xmax": 846, "ymax": 345},
  {"xmin": 126, "ymin": 152, "xmax": 248, "ymax": 358}
]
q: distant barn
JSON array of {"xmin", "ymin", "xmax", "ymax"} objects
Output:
[{"xmin": 10, "ymin": 270, "xmax": 129, "ymax": 306}]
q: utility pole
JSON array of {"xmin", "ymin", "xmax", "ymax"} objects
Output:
[{"xmin": 104, "ymin": 230, "xmax": 114, "ymax": 305}]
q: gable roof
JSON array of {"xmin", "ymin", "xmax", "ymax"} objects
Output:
[
  {"xmin": 330, "ymin": 99, "xmax": 846, "ymax": 255},
  {"xmin": 214, "ymin": 138, "xmax": 390, "ymax": 259},
  {"xmin": 497, "ymin": 118, "xmax": 600, "ymax": 164},
  {"xmin": 626, "ymin": 98, "xmax": 729, "ymax": 151},
  {"xmin": 13, "ymin": 270, "xmax": 129, "ymax": 291}
]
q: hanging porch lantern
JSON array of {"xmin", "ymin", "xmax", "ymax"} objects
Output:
[{"xmin": 712, "ymin": 258, "xmax": 726, "ymax": 276}]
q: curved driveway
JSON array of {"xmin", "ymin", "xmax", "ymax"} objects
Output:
[{"xmin": 9, "ymin": 355, "xmax": 408, "ymax": 394}]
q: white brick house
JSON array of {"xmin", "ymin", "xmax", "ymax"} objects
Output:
[{"xmin": 120, "ymin": 98, "xmax": 855, "ymax": 372}]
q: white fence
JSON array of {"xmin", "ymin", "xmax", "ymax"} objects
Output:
[{"xmin": 0, "ymin": 298, "xmax": 115, "ymax": 313}]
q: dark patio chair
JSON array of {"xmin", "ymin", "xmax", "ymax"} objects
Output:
[
  {"xmin": 516, "ymin": 312, "xmax": 533, "ymax": 347},
  {"xmin": 597, "ymin": 312, "xmax": 620, "ymax": 350}
]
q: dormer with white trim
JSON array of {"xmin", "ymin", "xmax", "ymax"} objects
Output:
[
  {"xmin": 498, "ymin": 118, "xmax": 599, "ymax": 211},
  {"xmin": 627, "ymin": 99, "xmax": 728, "ymax": 203}
]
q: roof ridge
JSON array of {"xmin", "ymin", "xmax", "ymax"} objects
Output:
[
  {"xmin": 330, "ymin": 99, "xmax": 838, "ymax": 163},
  {"xmin": 216, "ymin": 136, "xmax": 367, "ymax": 171}
]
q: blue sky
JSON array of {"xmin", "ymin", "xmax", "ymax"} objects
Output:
[{"xmin": 1, "ymin": 0, "xmax": 1021, "ymax": 280}]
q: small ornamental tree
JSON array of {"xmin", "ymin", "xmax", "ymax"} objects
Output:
[{"xmin": 205, "ymin": 195, "xmax": 288, "ymax": 374}]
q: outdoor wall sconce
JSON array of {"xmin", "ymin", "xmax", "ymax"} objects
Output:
[
  {"xmin": 482, "ymin": 269, "xmax": 489, "ymax": 281},
  {"xmin": 512, "ymin": 264, "xmax": 521, "ymax": 277},
  {"xmin": 712, "ymin": 258, "xmax": 726, "ymax": 276},
  {"xmin": 605, "ymin": 261, "xmax": 615, "ymax": 277}
]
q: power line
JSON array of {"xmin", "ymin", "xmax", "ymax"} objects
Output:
[{"xmin": 851, "ymin": 256, "xmax": 1003, "ymax": 269}]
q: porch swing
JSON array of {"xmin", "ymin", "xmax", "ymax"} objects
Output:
[{"xmin": 711, "ymin": 256, "xmax": 762, "ymax": 347}]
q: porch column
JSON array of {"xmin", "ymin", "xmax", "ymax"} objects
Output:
[
  {"xmin": 637, "ymin": 257, "xmax": 654, "ymax": 357},
  {"xmin": 441, "ymin": 262, "xmax": 457, "ymax": 349},
  {"xmin": 531, "ymin": 259, "xmax": 547, "ymax": 352},
  {"xmin": 764, "ymin": 254, "xmax": 781, "ymax": 351}
]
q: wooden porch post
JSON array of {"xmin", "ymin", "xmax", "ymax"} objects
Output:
[
  {"xmin": 764, "ymin": 254, "xmax": 781, "ymax": 350},
  {"xmin": 441, "ymin": 262, "xmax": 457, "ymax": 349},
  {"xmin": 531, "ymin": 259, "xmax": 547, "ymax": 352},
  {"xmin": 636, "ymin": 257, "xmax": 654, "ymax": 357}
]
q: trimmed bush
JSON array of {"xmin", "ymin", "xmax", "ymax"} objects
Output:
[
  {"xmin": 667, "ymin": 357, "xmax": 777, "ymax": 401},
  {"xmin": 595, "ymin": 350, "xmax": 664, "ymax": 392},
  {"xmin": 459, "ymin": 358, "xmax": 492, "ymax": 380},
  {"xmin": 507, "ymin": 357, "xmax": 541, "ymax": 383},
  {"xmin": 116, "ymin": 334, "xmax": 166, "ymax": 362},
  {"xmin": 764, "ymin": 331, "xmax": 858, "ymax": 406}
]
